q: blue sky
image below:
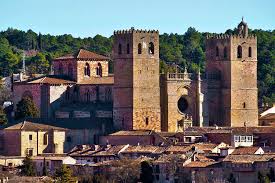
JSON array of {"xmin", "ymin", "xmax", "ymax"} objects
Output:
[{"xmin": 1, "ymin": 0, "xmax": 274, "ymax": 38}]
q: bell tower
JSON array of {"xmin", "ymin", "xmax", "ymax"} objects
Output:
[
  {"xmin": 206, "ymin": 19, "xmax": 258, "ymax": 127},
  {"xmin": 113, "ymin": 28, "xmax": 161, "ymax": 131}
]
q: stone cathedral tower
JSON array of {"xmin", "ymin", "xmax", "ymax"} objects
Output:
[
  {"xmin": 113, "ymin": 28, "xmax": 161, "ymax": 131},
  {"xmin": 206, "ymin": 19, "xmax": 258, "ymax": 127}
]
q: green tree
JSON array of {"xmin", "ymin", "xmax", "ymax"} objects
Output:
[
  {"xmin": 54, "ymin": 164, "xmax": 77, "ymax": 183},
  {"xmin": 21, "ymin": 155, "xmax": 36, "ymax": 176},
  {"xmin": 140, "ymin": 161, "xmax": 154, "ymax": 183},
  {"xmin": 258, "ymin": 171, "xmax": 270, "ymax": 183},
  {"xmin": 15, "ymin": 97, "xmax": 39, "ymax": 120},
  {"xmin": 0, "ymin": 106, "xmax": 7, "ymax": 125}
]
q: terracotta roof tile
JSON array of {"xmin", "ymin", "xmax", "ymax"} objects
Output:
[
  {"xmin": 231, "ymin": 147, "xmax": 262, "ymax": 155},
  {"xmin": 223, "ymin": 154, "xmax": 275, "ymax": 163},
  {"xmin": 184, "ymin": 161, "xmax": 220, "ymax": 168},
  {"xmin": 4, "ymin": 121, "xmax": 67, "ymax": 131},
  {"xmin": 28, "ymin": 77, "xmax": 75, "ymax": 85},
  {"xmin": 165, "ymin": 145, "xmax": 191, "ymax": 154},
  {"xmin": 109, "ymin": 130, "xmax": 153, "ymax": 136},
  {"xmin": 122, "ymin": 145, "xmax": 164, "ymax": 154},
  {"xmin": 55, "ymin": 49, "xmax": 109, "ymax": 61}
]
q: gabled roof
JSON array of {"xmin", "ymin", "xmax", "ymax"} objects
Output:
[
  {"xmin": 231, "ymin": 147, "xmax": 263, "ymax": 155},
  {"xmin": 27, "ymin": 77, "xmax": 75, "ymax": 85},
  {"xmin": 223, "ymin": 154, "xmax": 275, "ymax": 163},
  {"xmin": 109, "ymin": 130, "xmax": 154, "ymax": 136},
  {"xmin": 4, "ymin": 121, "xmax": 67, "ymax": 131},
  {"xmin": 54, "ymin": 49, "xmax": 109, "ymax": 61}
]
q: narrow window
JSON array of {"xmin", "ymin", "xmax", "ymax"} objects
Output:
[
  {"xmin": 127, "ymin": 44, "xmax": 130, "ymax": 54},
  {"xmin": 118, "ymin": 44, "xmax": 122, "ymax": 55},
  {"xmin": 65, "ymin": 87, "xmax": 70, "ymax": 100},
  {"xmin": 138, "ymin": 43, "xmax": 142, "ymax": 54},
  {"xmin": 248, "ymin": 47, "xmax": 252, "ymax": 57},
  {"xmin": 58, "ymin": 63, "xmax": 63, "ymax": 74},
  {"xmin": 243, "ymin": 102, "xmax": 246, "ymax": 108},
  {"xmin": 29, "ymin": 135, "xmax": 32, "ymax": 141},
  {"xmin": 224, "ymin": 47, "xmax": 227, "ymax": 58},
  {"xmin": 28, "ymin": 149, "xmax": 33, "ymax": 156},
  {"xmin": 237, "ymin": 45, "xmax": 242, "ymax": 58},
  {"xmin": 43, "ymin": 134, "xmax": 48, "ymax": 145},
  {"xmin": 149, "ymin": 42, "xmax": 154, "ymax": 54},
  {"xmin": 216, "ymin": 46, "xmax": 219, "ymax": 57},
  {"xmin": 145, "ymin": 117, "xmax": 149, "ymax": 125},
  {"xmin": 96, "ymin": 63, "xmax": 102, "ymax": 77},
  {"xmin": 86, "ymin": 90, "xmax": 90, "ymax": 102},
  {"xmin": 84, "ymin": 63, "xmax": 90, "ymax": 76}
]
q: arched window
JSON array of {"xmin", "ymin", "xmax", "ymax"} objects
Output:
[
  {"xmin": 248, "ymin": 47, "xmax": 252, "ymax": 57},
  {"xmin": 216, "ymin": 46, "xmax": 219, "ymax": 57},
  {"xmin": 138, "ymin": 43, "xmax": 142, "ymax": 54},
  {"xmin": 237, "ymin": 45, "xmax": 242, "ymax": 58},
  {"xmin": 224, "ymin": 47, "xmax": 227, "ymax": 58},
  {"xmin": 84, "ymin": 63, "xmax": 90, "ymax": 76},
  {"xmin": 149, "ymin": 42, "xmax": 154, "ymax": 54},
  {"xmin": 58, "ymin": 63, "xmax": 63, "ymax": 75},
  {"xmin": 68, "ymin": 63, "xmax": 73, "ymax": 76},
  {"xmin": 118, "ymin": 44, "xmax": 122, "ymax": 55},
  {"xmin": 243, "ymin": 102, "xmax": 246, "ymax": 108},
  {"xmin": 127, "ymin": 44, "xmax": 130, "ymax": 54},
  {"xmin": 96, "ymin": 63, "xmax": 102, "ymax": 77}
]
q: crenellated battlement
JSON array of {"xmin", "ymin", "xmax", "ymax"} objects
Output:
[
  {"xmin": 114, "ymin": 27, "xmax": 159, "ymax": 35},
  {"xmin": 206, "ymin": 33, "xmax": 257, "ymax": 40}
]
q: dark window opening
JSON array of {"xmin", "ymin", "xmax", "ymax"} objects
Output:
[
  {"xmin": 145, "ymin": 117, "xmax": 149, "ymax": 125},
  {"xmin": 84, "ymin": 63, "xmax": 90, "ymax": 76},
  {"xmin": 149, "ymin": 42, "xmax": 154, "ymax": 54},
  {"xmin": 28, "ymin": 149, "xmax": 33, "ymax": 156},
  {"xmin": 237, "ymin": 45, "xmax": 242, "ymax": 58},
  {"xmin": 29, "ymin": 135, "xmax": 32, "ymax": 141},
  {"xmin": 243, "ymin": 102, "xmax": 246, "ymax": 108},
  {"xmin": 138, "ymin": 43, "xmax": 142, "ymax": 54},
  {"xmin": 127, "ymin": 44, "xmax": 130, "ymax": 54},
  {"xmin": 224, "ymin": 47, "xmax": 227, "ymax": 58},
  {"xmin": 177, "ymin": 97, "xmax": 188, "ymax": 113},
  {"xmin": 43, "ymin": 134, "xmax": 48, "ymax": 145},
  {"xmin": 66, "ymin": 136, "xmax": 72, "ymax": 142},
  {"xmin": 118, "ymin": 44, "xmax": 122, "ymax": 55},
  {"xmin": 86, "ymin": 90, "xmax": 90, "ymax": 102},
  {"xmin": 216, "ymin": 46, "xmax": 219, "ymax": 57},
  {"xmin": 248, "ymin": 47, "xmax": 252, "ymax": 57},
  {"xmin": 96, "ymin": 63, "xmax": 102, "ymax": 77}
]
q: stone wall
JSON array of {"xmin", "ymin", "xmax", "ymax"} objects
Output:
[{"xmin": 113, "ymin": 29, "xmax": 161, "ymax": 131}]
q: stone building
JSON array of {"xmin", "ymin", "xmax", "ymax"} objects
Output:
[
  {"xmin": 206, "ymin": 19, "xmax": 258, "ymax": 127},
  {"xmin": 0, "ymin": 121, "xmax": 66, "ymax": 156},
  {"xmin": 11, "ymin": 19, "xmax": 258, "ymax": 134}
]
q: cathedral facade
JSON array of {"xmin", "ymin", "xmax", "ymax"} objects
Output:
[{"xmin": 12, "ymin": 20, "xmax": 258, "ymax": 132}]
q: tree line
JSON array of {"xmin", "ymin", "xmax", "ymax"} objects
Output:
[{"xmin": 0, "ymin": 27, "xmax": 274, "ymax": 105}]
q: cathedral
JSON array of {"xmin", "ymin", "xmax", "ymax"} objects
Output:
[{"xmin": 12, "ymin": 20, "xmax": 258, "ymax": 132}]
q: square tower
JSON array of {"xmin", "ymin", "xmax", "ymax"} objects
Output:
[
  {"xmin": 206, "ymin": 20, "xmax": 258, "ymax": 127},
  {"xmin": 113, "ymin": 28, "xmax": 161, "ymax": 131}
]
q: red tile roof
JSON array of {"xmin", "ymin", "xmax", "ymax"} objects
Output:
[
  {"xmin": 184, "ymin": 161, "xmax": 219, "ymax": 168},
  {"xmin": 4, "ymin": 121, "xmax": 67, "ymax": 131},
  {"xmin": 54, "ymin": 49, "xmax": 109, "ymax": 61},
  {"xmin": 231, "ymin": 147, "xmax": 262, "ymax": 155},
  {"xmin": 28, "ymin": 77, "xmax": 75, "ymax": 85}
]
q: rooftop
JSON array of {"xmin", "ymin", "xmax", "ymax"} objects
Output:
[
  {"xmin": 231, "ymin": 147, "xmax": 262, "ymax": 155},
  {"xmin": 4, "ymin": 121, "xmax": 67, "ymax": 131},
  {"xmin": 55, "ymin": 49, "xmax": 109, "ymax": 61},
  {"xmin": 27, "ymin": 76, "xmax": 75, "ymax": 85}
]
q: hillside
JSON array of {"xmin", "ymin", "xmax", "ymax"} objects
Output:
[{"xmin": 0, "ymin": 28, "xmax": 274, "ymax": 105}]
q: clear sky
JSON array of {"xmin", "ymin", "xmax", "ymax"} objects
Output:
[{"xmin": 1, "ymin": 0, "xmax": 274, "ymax": 38}]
